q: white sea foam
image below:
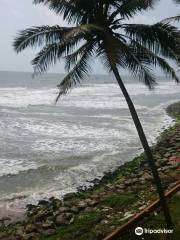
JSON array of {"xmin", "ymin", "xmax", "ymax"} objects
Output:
[
  {"xmin": 0, "ymin": 158, "xmax": 39, "ymax": 177},
  {"xmin": 0, "ymin": 80, "xmax": 179, "ymax": 206},
  {"xmin": 0, "ymin": 82, "xmax": 179, "ymax": 109},
  {"xmin": 0, "ymin": 88, "xmax": 56, "ymax": 107}
]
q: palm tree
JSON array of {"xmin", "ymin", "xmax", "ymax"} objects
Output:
[
  {"xmin": 163, "ymin": 0, "xmax": 180, "ymax": 22},
  {"xmin": 13, "ymin": 0, "xmax": 180, "ymax": 228}
]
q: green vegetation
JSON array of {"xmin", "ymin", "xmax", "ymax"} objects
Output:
[
  {"xmin": 122, "ymin": 195, "xmax": 180, "ymax": 240},
  {"xmin": 42, "ymin": 102, "xmax": 180, "ymax": 240},
  {"xmin": 43, "ymin": 212, "xmax": 103, "ymax": 240},
  {"xmin": 99, "ymin": 193, "xmax": 136, "ymax": 209}
]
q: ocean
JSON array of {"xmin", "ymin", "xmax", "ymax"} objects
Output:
[{"xmin": 0, "ymin": 71, "xmax": 179, "ymax": 210}]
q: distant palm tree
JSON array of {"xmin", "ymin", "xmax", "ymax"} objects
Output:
[{"xmin": 13, "ymin": 0, "xmax": 180, "ymax": 227}]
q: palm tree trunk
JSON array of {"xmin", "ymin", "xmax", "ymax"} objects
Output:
[{"xmin": 111, "ymin": 65, "xmax": 173, "ymax": 228}]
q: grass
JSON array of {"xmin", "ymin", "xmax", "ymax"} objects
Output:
[
  {"xmin": 99, "ymin": 193, "xmax": 136, "ymax": 209},
  {"xmin": 42, "ymin": 194, "xmax": 180, "ymax": 240},
  {"xmin": 41, "ymin": 212, "xmax": 103, "ymax": 240},
  {"xmin": 121, "ymin": 194, "xmax": 180, "ymax": 240}
]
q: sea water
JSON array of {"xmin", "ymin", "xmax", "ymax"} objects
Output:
[{"xmin": 0, "ymin": 71, "xmax": 179, "ymax": 208}]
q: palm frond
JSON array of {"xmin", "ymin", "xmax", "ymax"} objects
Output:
[
  {"xmin": 129, "ymin": 41, "xmax": 179, "ymax": 82},
  {"xmin": 14, "ymin": 0, "xmax": 180, "ymax": 95},
  {"xmin": 121, "ymin": 42, "xmax": 156, "ymax": 88},
  {"xmin": 123, "ymin": 22, "xmax": 180, "ymax": 60},
  {"xmin": 97, "ymin": 35, "xmax": 156, "ymax": 88},
  {"xmin": 33, "ymin": 0, "xmax": 94, "ymax": 23},
  {"xmin": 161, "ymin": 15, "xmax": 180, "ymax": 23},
  {"xmin": 29, "ymin": 23, "xmax": 103, "ymax": 74},
  {"xmin": 32, "ymin": 34, "xmax": 82, "ymax": 74},
  {"xmin": 13, "ymin": 25, "xmax": 72, "ymax": 53},
  {"xmin": 109, "ymin": 0, "xmax": 158, "ymax": 20},
  {"xmin": 56, "ymin": 45, "xmax": 94, "ymax": 101},
  {"xmin": 64, "ymin": 42, "xmax": 90, "ymax": 71}
]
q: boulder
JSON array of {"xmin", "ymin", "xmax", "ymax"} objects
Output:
[
  {"xmin": 70, "ymin": 206, "xmax": 79, "ymax": 214},
  {"xmin": 43, "ymin": 229, "xmax": 56, "ymax": 237},
  {"xmin": 124, "ymin": 178, "xmax": 138, "ymax": 186},
  {"xmin": 55, "ymin": 214, "xmax": 69, "ymax": 226},
  {"xmin": 76, "ymin": 201, "xmax": 88, "ymax": 210},
  {"xmin": 38, "ymin": 200, "xmax": 49, "ymax": 206},
  {"xmin": 23, "ymin": 233, "xmax": 39, "ymax": 240},
  {"xmin": 42, "ymin": 221, "xmax": 55, "ymax": 230},
  {"xmin": 25, "ymin": 224, "xmax": 37, "ymax": 234}
]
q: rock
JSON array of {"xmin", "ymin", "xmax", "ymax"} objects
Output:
[
  {"xmin": 49, "ymin": 197, "xmax": 62, "ymax": 209},
  {"xmin": 130, "ymin": 185, "xmax": 141, "ymax": 192},
  {"xmin": 25, "ymin": 224, "xmax": 37, "ymax": 233},
  {"xmin": 76, "ymin": 201, "xmax": 88, "ymax": 210},
  {"xmin": 26, "ymin": 204, "xmax": 38, "ymax": 212},
  {"xmin": 124, "ymin": 178, "xmax": 138, "ymax": 186},
  {"xmin": 63, "ymin": 193, "xmax": 77, "ymax": 201},
  {"xmin": 100, "ymin": 220, "xmax": 109, "ymax": 224},
  {"xmin": 43, "ymin": 229, "xmax": 56, "ymax": 237},
  {"xmin": 159, "ymin": 166, "xmax": 170, "ymax": 172},
  {"xmin": 15, "ymin": 226, "xmax": 24, "ymax": 237},
  {"xmin": 58, "ymin": 207, "xmax": 71, "ymax": 213},
  {"xmin": 139, "ymin": 178, "xmax": 146, "ymax": 184},
  {"xmin": 142, "ymin": 172, "xmax": 153, "ymax": 181},
  {"xmin": 46, "ymin": 215, "xmax": 55, "ymax": 222},
  {"xmin": 0, "ymin": 232, "xmax": 8, "ymax": 240},
  {"xmin": 101, "ymin": 207, "xmax": 113, "ymax": 212},
  {"xmin": 90, "ymin": 193, "xmax": 100, "ymax": 200},
  {"xmin": 69, "ymin": 217, "xmax": 74, "ymax": 224},
  {"xmin": 63, "ymin": 201, "xmax": 73, "ymax": 208},
  {"xmin": 42, "ymin": 221, "xmax": 55, "ymax": 229},
  {"xmin": 55, "ymin": 214, "xmax": 69, "ymax": 226},
  {"xmin": 169, "ymin": 164, "xmax": 179, "ymax": 170},
  {"xmin": 84, "ymin": 207, "xmax": 93, "ymax": 213},
  {"xmin": 38, "ymin": 200, "xmax": 49, "ymax": 206},
  {"xmin": 116, "ymin": 189, "xmax": 124, "ymax": 194},
  {"xmin": 24, "ymin": 233, "xmax": 39, "ymax": 240},
  {"xmin": 117, "ymin": 184, "xmax": 126, "ymax": 190},
  {"xmin": 65, "ymin": 212, "xmax": 73, "ymax": 219},
  {"xmin": 105, "ymin": 184, "xmax": 114, "ymax": 190},
  {"xmin": 86, "ymin": 199, "xmax": 98, "ymax": 207},
  {"xmin": 70, "ymin": 206, "xmax": 79, "ymax": 214},
  {"xmin": 55, "ymin": 213, "xmax": 74, "ymax": 226},
  {"xmin": 164, "ymin": 153, "xmax": 171, "ymax": 158},
  {"xmin": 34, "ymin": 210, "xmax": 53, "ymax": 222}
]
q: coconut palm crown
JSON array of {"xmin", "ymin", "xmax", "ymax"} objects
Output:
[
  {"xmin": 14, "ymin": 0, "xmax": 180, "ymax": 101},
  {"xmin": 13, "ymin": 0, "xmax": 180, "ymax": 228}
]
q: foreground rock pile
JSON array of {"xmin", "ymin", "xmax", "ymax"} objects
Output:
[{"xmin": 0, "ymin": 105, "xmax": 179, "ymax": 240}]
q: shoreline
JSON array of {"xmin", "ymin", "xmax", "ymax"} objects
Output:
[
  {"xmin": 0, "ymin": 103, "xmax": 175, "ymax": 214},
  {"xmin": 0, "ymin": 101, "xmax": 180, "ymax": 239}
]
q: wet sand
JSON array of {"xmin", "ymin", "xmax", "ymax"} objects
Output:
[{"xmin": 0, "ymin": 203, "xmax": 25, "ymax": 223}]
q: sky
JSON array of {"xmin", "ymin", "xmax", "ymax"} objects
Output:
[{"xmin": 0, "ymin": 0, "xmax": 180, "ymax": 74}]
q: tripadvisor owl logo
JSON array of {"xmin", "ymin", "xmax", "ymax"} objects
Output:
[
  {"xmin": 135, "ymin": 227, "xmax": 143, "ymax": 236},
  {"xmin": 135, "ymin": 227, "xmax": 174, "ymax": 236}
]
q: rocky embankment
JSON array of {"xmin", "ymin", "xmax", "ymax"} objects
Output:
[{"xmin": 0, "ymin": 102, "xmax": 180, "ymax": 240}]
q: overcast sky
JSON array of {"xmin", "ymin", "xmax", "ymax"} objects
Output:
[{"xmin": 0, "ymin": 0, "xmax": 179, "ymax": 74}]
